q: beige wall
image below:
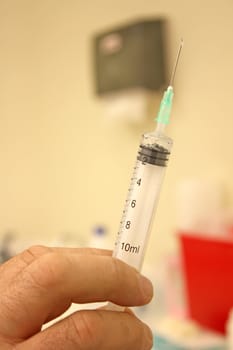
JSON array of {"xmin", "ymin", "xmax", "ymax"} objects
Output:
[{"xmin": 0, "ymin": 0, "xmax": 233, "ymax": 261}]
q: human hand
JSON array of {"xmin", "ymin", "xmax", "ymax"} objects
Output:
[{"xmin": 0, "ymin": 246, "xmax": 153, "ymax": 349}]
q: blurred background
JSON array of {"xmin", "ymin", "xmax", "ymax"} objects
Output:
[{"xmin": 1, "ymin": 0, "xmax": 233, "ymax": 348}]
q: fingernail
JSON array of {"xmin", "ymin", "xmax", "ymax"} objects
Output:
[{"xmin": 139, "ymin": 275, "xmax": 153, "ymax": 301}]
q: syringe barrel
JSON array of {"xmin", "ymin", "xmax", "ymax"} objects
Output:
[{"xmin": 113, "ymin": 132, "xmax": 173, "ymax": 271}]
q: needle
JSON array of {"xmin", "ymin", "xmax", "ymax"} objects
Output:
[{"xmin": 170, "ymin": 38, "xmax": 184, "ymax": 87}]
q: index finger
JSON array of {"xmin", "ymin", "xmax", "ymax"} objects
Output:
[
  {"xmin": 0, "ymin": 252, "xmax": 153, "ymax": 340},
  {"xmin": 0, "ymin": 245, "xmax": 112, "ymax": 288}
]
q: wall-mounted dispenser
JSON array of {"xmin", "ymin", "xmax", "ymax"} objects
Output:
[{"xmin": 92, "ymin": 18, "xmax": 167, "ymax": 123}]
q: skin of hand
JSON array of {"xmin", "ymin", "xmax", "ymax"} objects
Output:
[{"xmin": 0, "ymin": 246, "xmax": 154, "ymax": 350}]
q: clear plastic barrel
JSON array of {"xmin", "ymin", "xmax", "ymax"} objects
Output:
[{"xmin": 113, "ymin": 132, "xmax": 173, "ymax": 271}]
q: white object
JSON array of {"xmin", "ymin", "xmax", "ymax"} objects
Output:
[
  {"xmin": 102, "ymin": 88, "xmax": 153, "ymax": 123},
  {"xmin": 154, "ymin": 317, "xmax": 226, "ymax": 349},
  {"xmin": 176, "ymin": 178, "xmax": 226, "ymax": 235}
]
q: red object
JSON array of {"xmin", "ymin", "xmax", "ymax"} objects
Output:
[{"xmin": 179, "ymin": 233, "xmax": 233, "ymax": 334}]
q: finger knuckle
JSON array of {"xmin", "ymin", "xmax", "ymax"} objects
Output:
[
  {"xmin": 26, "ymin": 252, "xmax": 69, "ymax": 290},
  {"xmin": 69, "ymin": 312, "xmax": 103, "ymax": 349},
  {"xmin": 37, "ymin": 252, "xmax": 69, "ymax": 287},
  {"xmin": 20, "ymin": 245, "xmax": 51, "ymax": 266}
]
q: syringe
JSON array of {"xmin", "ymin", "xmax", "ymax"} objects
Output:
[{"xmin": 108, "ymin": 40, "xmax": 183, "ymax": 311}]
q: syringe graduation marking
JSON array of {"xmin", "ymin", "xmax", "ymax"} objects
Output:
[
  {"xmin": 116, "ymin": 163, "xmax": 139, "ymax": 239},
  {"xmin": 121, "ymin": 242, "xmax": 140, "ymax": 254},
  {"xmin": 117, "ymin": 139, "xmax": 171, "ymax": 237},
  {"xmin": 115, "ymin": 159, "xmax": 141, "ymax": 245}
]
